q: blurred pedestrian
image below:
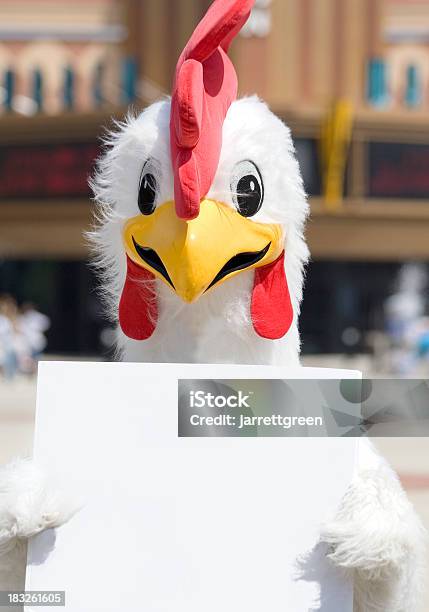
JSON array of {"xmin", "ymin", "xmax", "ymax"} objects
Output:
[
  {"xmin": 384, "ymin": 263, "xmax": 429, "ymax": 375},
  {"xmin": 0, "ymin": 295, "xmax": 20, "ymax": 380},
  {"xmin": 19, "ymin": 302, "xmax": 50, "ymax": 361}
]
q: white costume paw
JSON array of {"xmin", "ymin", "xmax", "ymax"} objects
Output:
[
  {"xmin": 0, "ymin": 458, "xmax": 75, "ymax": 590},
  {"xmin": 321, "ymin": 442, "xmax": 427, "ymax": 612}
]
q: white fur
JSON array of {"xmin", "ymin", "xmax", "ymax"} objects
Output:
[
  {"xmin": 0, "ymin": 97, "xmax": 426, "ymax": 610},
  {"xmin": 322, "ymin": 439, "xmax": 427, "ymax": 611},
  {"xmin": 0, "ymin": 459, "xmax": 76, "ymax": 591},
  {"xmin": 88, "ymin": 96, "xmax": 309, "ymax": 365}
]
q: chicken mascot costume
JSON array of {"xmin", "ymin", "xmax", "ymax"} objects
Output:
[{"xmin": 0, "ymin": 1, "xmax": 426, "ymax": 610}]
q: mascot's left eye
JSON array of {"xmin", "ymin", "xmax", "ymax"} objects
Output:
[
  {"xmin": 231, "ymin": 160, "xmax": 264, "ymax": 218},
  {"xmin": 138, "ymin": 172, "xmax": 158, "ymax": 215}
]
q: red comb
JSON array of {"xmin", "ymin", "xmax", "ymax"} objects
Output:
[{"xmin": 170, "ymin": 0, "xmax": 254, "ymax": 220}]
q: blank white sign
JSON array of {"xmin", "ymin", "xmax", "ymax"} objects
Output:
[{"xmin": 26, "ymin": 362, "xmax": 357, "ymax": 612}]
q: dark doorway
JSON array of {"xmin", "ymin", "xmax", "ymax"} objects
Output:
[{"xmin": 300, "ymin": 260, "xmax": 406, "ymax": 354}]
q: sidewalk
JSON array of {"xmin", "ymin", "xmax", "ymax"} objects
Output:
[{"xmin": 0, "ymin": 376, "xmax": 35, "ymax": 463}]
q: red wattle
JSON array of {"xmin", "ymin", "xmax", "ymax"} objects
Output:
[
  {"xmin": 251, "ymin": 251, "xmax": 293, "ymax": 340},
  {"xmin": 119, "ymin": 256, "xmax": 158, "ymax": 340}
]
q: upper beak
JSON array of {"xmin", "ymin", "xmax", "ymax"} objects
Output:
[{"xmin": 123, "ymin": 199, "xmax": 283, "ymax": 303}]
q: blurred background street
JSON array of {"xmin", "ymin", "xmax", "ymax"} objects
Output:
[{"xmin": 0, "ymin": 0, "xmax": 429, "ymax": 607}]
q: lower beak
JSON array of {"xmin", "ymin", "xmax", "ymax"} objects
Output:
[{"xmin": 123, "ymin": 199, "xmax": 283, "ymax": 303}]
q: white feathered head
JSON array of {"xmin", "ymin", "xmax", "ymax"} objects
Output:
[{"xmin": 90, "ymin": 0, "xmax": 309, "ymax": 365}]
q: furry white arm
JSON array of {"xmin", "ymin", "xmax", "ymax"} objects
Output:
[
  {"xmin": 0, "ymin": 458, "xmax": 75, "ymax": 590},
  {"xmin": 321, "ymin": 439, "xmax": 427, "ymax": 612}
]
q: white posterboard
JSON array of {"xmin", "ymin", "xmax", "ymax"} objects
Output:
[{"xmin": 26, "ymin": 362, "xmax": 358, "ymax": 612}]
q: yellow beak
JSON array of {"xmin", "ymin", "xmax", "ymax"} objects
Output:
[{"xmin": 123, "ymin": 199, "xmax": 283, "ymax": 303}]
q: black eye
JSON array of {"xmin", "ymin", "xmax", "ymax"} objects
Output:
[
  {"xmin": 231, "ymin": 160, "xmax": 264, "ymax": 217},
  {"xmin": 138, "ymin": 172, "xmax": 157, "ymax": 215}
]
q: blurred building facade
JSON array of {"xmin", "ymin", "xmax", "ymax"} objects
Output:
[
  {"xmin": 124, "ymin": 0, "xmax": 379, "ymax": 108},
  {"xmin": 0, "ymin": 0, "xmax": 128, "ymax": 114},
  {"xmin": 126, "ymin": 0, "xmax": 429, "ymax": 111},
  {"xmin": 0, "ymin": 0, "xmax": 428, "ymax": 356},
  {"xmin": 384, "ymin": 0, "xmax": 429, "ymax": 106},
  {"xmin": 4, "ymin": 0, "xmax": 429, "ymax": 114}
]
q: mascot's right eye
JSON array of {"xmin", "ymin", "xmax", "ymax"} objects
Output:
[{"xmin": 138, "ymin": 172, "xmax": 158, "ymax": 215}]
